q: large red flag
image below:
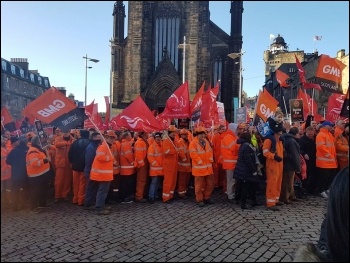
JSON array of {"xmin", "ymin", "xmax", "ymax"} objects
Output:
[
  {"xmin": 340, "ymin": 89, "xmax": 349, "ymax": 118},
  {"xmin": 104, "ymin": 96, "xmax": 110, "ymax": 126},
  {"xmin": 190, "ymin": 81, "xmax": 205, "ymax": 115},
  {"xmin": 200, "ymin": 83, "xmax": 219, "ymax": 127},
  {"xmin": 111, "ymin": 96, "xmax": 163, "ymax": 132},
  {"xmin": 295, "ymin": 55, "xmax": 322, "ymax": 91},
  {"xmin": 160, "ymin": 82, "xmax": 191, "ymax": 119},
  {"xmin": 22, "ymin": 87, "xmax": 87, "ymax": 131},
  {"xmin": 1, "ymin": 106, "xmax": 16, "ymax": 132},
  {"xmin": 326, "ymin": 93, "xmax": 347, "ymax": 122}
]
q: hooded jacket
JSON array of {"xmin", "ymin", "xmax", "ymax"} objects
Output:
[
  {"xmin": 281, "ymin": 133, "xmax": 301, "ymax": 172},
  {"xmin": 233, "ymin": 138, "xmax": 258, "ymax": 183}
]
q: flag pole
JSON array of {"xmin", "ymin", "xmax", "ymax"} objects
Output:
[
  {"xmin": 311, "ymin": 88, "xmax": 315, "ymax": 115},
  {"xmin": 88, "ymin": 117, "xmax": 113, "ymax": 156},
  {"xmin": 282, "ymin": 96, "xmax": 289, "ymax": 118}
]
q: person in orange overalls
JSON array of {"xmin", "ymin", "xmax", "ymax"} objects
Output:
[
  {"xmin": 54, "ymin": 129, "xmax": 73, "ymax": 203},
  {"xmin": 212, "ymin": 124, "xmax": 226, "ymax": 190},
  {"xmin": 147, "ymin": 132, "xmax": 163, "ymax": 203},
  {"xmin": 134, "ymin": 131, "xmax": 149, "ymax": 203},
  {"xmin": 162, "ymin": 125, "xmax": 178, "ymax": 203},
  {"xmin": 263, "ymin": 129, "xmax": 284, "ymax": 211},
  {"xmin": 335, "ymin": 123, "xmax": 349, "ymax": 170},
  {"xmin": 119, "ymin": 131, "xmax": 135, "ymax": 203},
  {"xmin": 189, "ymin": 126, "xmax": 215, "ymax": 207},
  {"xmin": 176, "ymin": 129, "xmax": 192, "ymax": 199}
]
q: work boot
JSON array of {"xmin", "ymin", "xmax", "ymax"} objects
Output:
[
  {"xmin": 136, "ymin": 198, "xmax": 147, "ymax": 203},
  {"xmin": 275, "ymin": 201, "xmax": 284, "ymax": 206},
  {"xmin": 96, "ymin": 209, "xmax": 110, "ymax": 215},
  {"xmin": 197, "ymin": 201, "xmax": 205, "ymax": 207},
  {"xmin": 204, "ymin": 198, "xmax": 214, "ymax": 204}
]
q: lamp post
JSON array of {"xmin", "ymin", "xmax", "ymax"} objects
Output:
[
  {"xmin": 83, "ymin": 54, "xmax": 99, "ymax": 106},
  {"xmin": 228, "ymin": 49, "xmax": 245, "ymax": 108}
]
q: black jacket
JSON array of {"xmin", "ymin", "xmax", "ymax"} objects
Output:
[
  {"xmin": 84, "ymin": 140, "xmax": 100, "ymax": 176},
  {"xmin": 299, "ymin": 135, "xmax": 316, "ymax": 170},
  {"xmin": 234, "ymin": 138, "xmax": 258, "ymax": 183},
  {"xmin": 68, "ymin": 138, "xmax": 90, "ymax": 172},
  {"xmin": 6, "ymin": 142, "xmax": 29, "ymax": 182},
  {"xmin": 281, "ymin": 133, "xmax": 301, "ymax": 172}
]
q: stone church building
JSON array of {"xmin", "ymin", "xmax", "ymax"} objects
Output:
[{"xmin": 111, "ymin": 1, "xmax": 243, "ymax": 122}]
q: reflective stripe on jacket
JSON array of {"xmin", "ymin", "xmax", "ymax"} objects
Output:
[
  {"xmin": 134, "ymin": 137, "xmax": 148, "ymax": 168},
  {"xmin": 112, "ymin": 140, "xmax": 121, "ymax": 174},
  {"xmin": 90, "ymin": 142, "xmax": 114, "ymax": 181},
  {"xmin": 147, "ymin": 141, "xmax": 163, "ymax": 176},
  {"xmin": 220, "ymin": 130, "xmax": 239, "ymax": 170},
  {"xmin": 189, "ymin": 137, "xmax": 213, "ymax": 176},
  {"xmin": 176, "ymin": 138, "xmax": 191, "ymax": 172},
  {"xmin": 316, "ymin": 128, "xmax": 337, "ymax": 168},
  {"xmin": 26, "ymin": 146, "xmax": 50, "ymax": 177},
  {"xmin": 120, "ymin": 139, "xmax": 135, "ymax": 176},
  {"xmin": 1, "ymin": 146, "xmax": 11, "ymax": 180}
]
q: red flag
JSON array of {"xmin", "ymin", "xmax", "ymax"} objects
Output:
[
  {"xmin": 295, "ymin": 55, "xmax": 306, "ymax": 84},
  {"xmin": 275, "ymin": 69, "xmax": 290, "ymax": 88},
  {"xmin": 160, "ymin": 82, "xmax": 191, "ymax": 119},
  {"xmin": 1, "ymin": 106, "xmax": 16, "ymax": 132},
  {"xmin": 295, "ymin": 55, "xmax": 322, "ymax": 91},
  {"xmin": 200, "ymin": 83, "xmax": 219, "ymax": 127},
  {"xmin": 191, "ymin": 81, "xmax": 205, "ymax": 113},
  {"xmin": 22, "ymin": 87, "xmax": 87, "ymax": 131},
  {"xmin": 326, "ymin": 93, "xmax": 347, "ymax": 123},
  {"xmin": 104, "ymin": 96, "xmax": 110, "ymax": 126},
  {"xmin": 84, "ymin": 100, "xmax": 96, "ymax": 129},
  {"xmin": 111, "ymin": 96, "xmax": 163, "ymax": 132},
  {"xmin": 297, "ymin": 88, "xmax": 310, "ymax": 119}
]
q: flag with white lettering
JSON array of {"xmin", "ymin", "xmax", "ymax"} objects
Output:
[
  {"xmin": 254, "ymin": 89, "xmax": 279, "ymax": 123},
  {"xmin": 315, "ymin": 54, "xmax": 346, "ymax": 94},
  {"xmin": 326, "ymin": 93, "xmax": 347, "ymax": 122},
  {"xmin": 22, "ymin": 87, "xmax": 87, "ymax": 131}
]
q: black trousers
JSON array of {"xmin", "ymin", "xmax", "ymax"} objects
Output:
[
  {"xmin": 11, "ymin": 178, "xmax": 29, "ymax": 209},
  {"xmin": 313, "ymin": 168, "xmax": 338, "ymax": 194},
  {"xmin": 238, "ymin": 180, "xmax": 257, "ymax": 206},
  {"xmin": 119, "ymin": 174, "xmax": 136, "ymax": 200},
  {"xmin": 29, "ymin": 175, "xmax": 48, "ymax": 209}
]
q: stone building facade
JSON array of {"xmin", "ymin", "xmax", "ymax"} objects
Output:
[
  {"xmin": 1, "ymin": 58, "xmax": 50, "ymax": 121},
  {"xmin": 263, "ymin": 37, "xmax": 349, "ymax": 117},
  {"xmin": 110, "ymin": 1, "xmax": 243, "ymax": 122}
]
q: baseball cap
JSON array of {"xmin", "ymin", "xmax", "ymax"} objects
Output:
[
  {"xmin": 320, "ymin": 121, "xmax": 335, "ymax": 127},
  {"xmin": 154, "ymin": 132, "xmax": 163, "ymax": 138}
]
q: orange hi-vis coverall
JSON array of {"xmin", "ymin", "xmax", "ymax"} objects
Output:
[
  {"xmin": 162, "ymin": 137, "xmax": 178, "ymax": 202},
  {"xmin": 212, "ymin": 132, "xmax": 225, "ymax": 188},
  {"xmin": 90, "ymin": 142, "xmax": 114, "ymax": 182},
  {"xmin": 176, "ymin": 137, "xmax": 191, "ymax": 197},
  {"xmin": 335, "ymin": 133, "xmax": 349, "ymax": 170},
  {"xmin": 263, "ymin": 137, "xmax": 284, "ymax": 207},
  {"xmin": 189, "ymin": 137, "xmax": 214, "ymax": 203},
  {"xmin": 147, "ymin": 141, "xmax": 163, "ymax": 176},
  {"xmin": 316, "ymin": 128, "xmax": 338, "ymax": 169},
  {"xmin": 1, "ymin": 145, "xmax": 11, "ymax": 181},
  {"xmin": 134, "ymin": 137, "xmax": 149, "ymax": 201},
  {"xmin": 120, "ymin": 139, "xmax": 135, "ymax": 176},
  {"xmin": 54, "ymin": 135, "xmax": 73, "ymax": 199}
]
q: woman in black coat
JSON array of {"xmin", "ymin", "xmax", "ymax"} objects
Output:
[{"xmin": 234, "ymin": 132, "xmax": 259, "ymax": 209}]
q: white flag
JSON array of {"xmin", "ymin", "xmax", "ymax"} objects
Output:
[
  {"xmin": 314, "ymin": 36, "xmax": 322, "ymax": 41},
  {"xmin": 269, "ymin": 34, "xmax": 275, "ymax": 40}
]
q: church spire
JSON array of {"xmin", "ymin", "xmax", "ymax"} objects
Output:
[{"xmin": 112, "ymin": 1, "xmax": 125, "ymax": 42}]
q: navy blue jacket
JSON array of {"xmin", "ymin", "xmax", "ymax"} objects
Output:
[
  {"xmin": 281, "ymin": 133, "xmax": 301, "ymax": 172},
  {"xmin": 84, "ymin": 140, "xmax": 100, "ymax": 178},
  {"xmin": 68, "ymin": 138, "xmax": 90, "ymax": 172},
  {"xmin": 234, "ymin": 138, "xmax": 258, "ymax": 183},
  {"xmin": 6, "ymin": 142, "xmax": 29, "ymax": 182}
]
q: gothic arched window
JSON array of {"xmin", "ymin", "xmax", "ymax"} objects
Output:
[
  {"xmin": 154, "ymin": 4, "xmax": 180, "ymax": 70},
  {"xmin": 213, "ymin": 56, "xmax": 223, "ymax": 99}
]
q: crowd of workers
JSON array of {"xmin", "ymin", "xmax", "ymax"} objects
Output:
[{"xmin": 1, "ymin": 113, "xmax": 348, "ymax": 216}]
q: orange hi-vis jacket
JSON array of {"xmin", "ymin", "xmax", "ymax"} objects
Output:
[
  {"xmin": 1, "ymin": 146, "xmax": 11, "ymax": 181},
  {"xmin": 90, "ymin": 142, "xmax": 114, "ymax": 181},
  {"xmin": 334, "ymin": 126, "xmax": 344, "ymax": 140},
  {"xmin": 335, "ymin": 133, "xmax": 349, "ymax": 170},
  {"xmin": 212, "ymin": 132, "xmax": 223, "ymax": 164},
  {"xmin": 189, "ymin": 137, "xmax": 214, "ymax": 176},
  {"xmin": 316, "ymin": 128, "xmax": 338, "ymax": 169},
  {"xmin": 162, "ymin": 137, "xmax": 178, "ymax": 166},
  {"xmin": 147, "ymin": 136, "xmax": 155, "ymax": 146},
  {"xmin": 176, "ymin": 138, "xmax": 191, "ymax": 173},
  {"xmin": 134, "ymin": 137, "xmax": 148, "ymax": 168},
  {"xmin": 147, "ymin": 141, "xmax": 163, "ymax": 176},
  {"xmin": 26, "ymin": 146, "xmax": 50, "ymax": 178},
  {"xmin": 54, "ymin": 135, "xmax": 73, "ymax": 168},
  {"xmin": 120, "ymin": 138, "xmax": 135, "ymax": 176},
  {"xmin": 6, "ymin": 140, "xmax": 12, "ymax": 151},
  {"xmin": 112, "ymin": 140, "xmax": 121, "ymax": 175},
  {"xmin": 220, "ymin": 130, "xmax": 239, "ymax": 170}
]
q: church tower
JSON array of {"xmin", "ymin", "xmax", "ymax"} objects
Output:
[{"xmin": 111, "ymin": 1, "xmax": 243, "ymax": 122}]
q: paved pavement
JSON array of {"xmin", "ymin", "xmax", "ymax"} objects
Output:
[{"xmin": 1, "ymin": 189, "xmax": 327, "ymax": 262}]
